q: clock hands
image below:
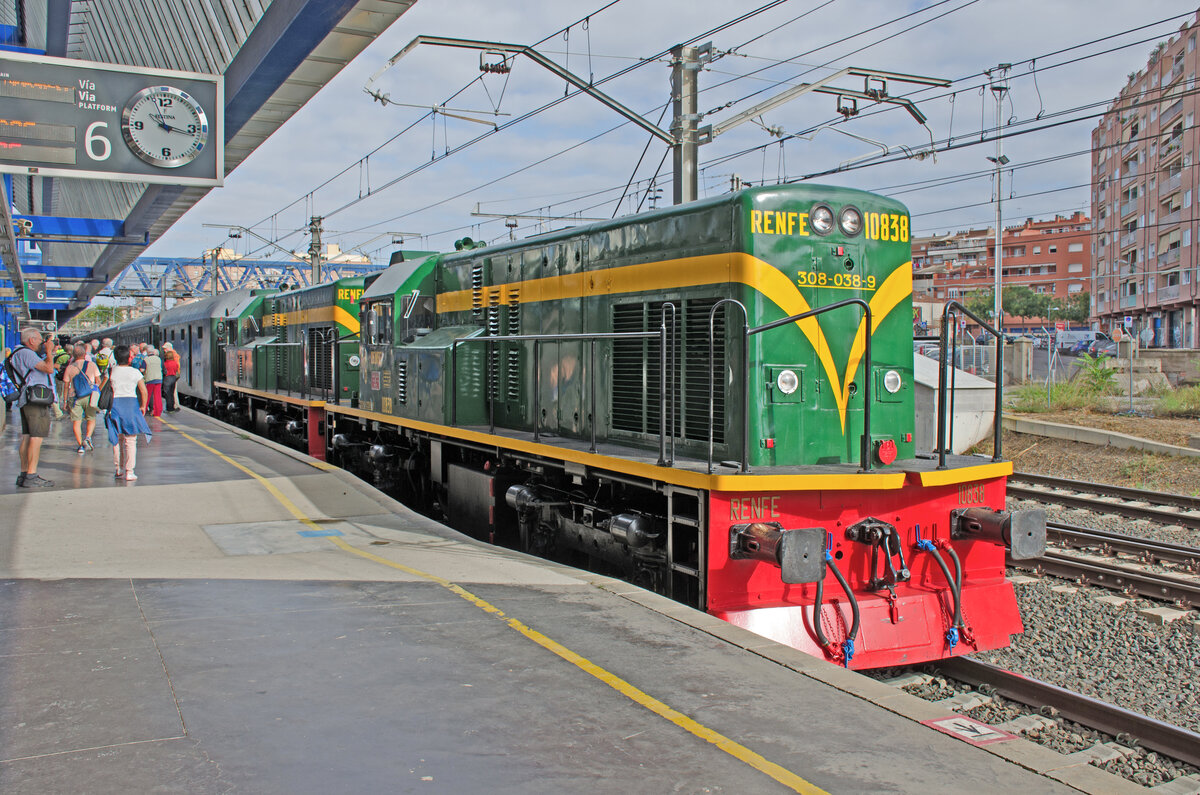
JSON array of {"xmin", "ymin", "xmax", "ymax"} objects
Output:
[{"xmin": 149, "ymin": 112, "xmax": 191, "ymax": 135}]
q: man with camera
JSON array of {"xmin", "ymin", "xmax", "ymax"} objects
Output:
[{"xmin": 9, "ymin": 328, "xmax": 58, "ymax": 488}]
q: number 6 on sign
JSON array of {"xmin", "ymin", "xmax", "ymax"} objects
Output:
[{"xmin": 85, "ymin": 121, "xmax": 112, "ymax": 161}]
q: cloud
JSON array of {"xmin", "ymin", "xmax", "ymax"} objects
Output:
[{"xmin": 146, "ymin": 0, "xmax": 1199, "ymax": 260}]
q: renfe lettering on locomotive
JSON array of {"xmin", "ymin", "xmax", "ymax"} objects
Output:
[
  {"xmin": 729, "ymin": 495, "xmax": 781, "ymax": 521},
  {"xmin": 750, "ymin": 210, "xmax": 809, "ymax": 236}
]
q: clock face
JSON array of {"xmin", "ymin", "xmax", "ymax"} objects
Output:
[{"xmin": 121, "ymin": 86, "xmax": 209, "ymax": 168}]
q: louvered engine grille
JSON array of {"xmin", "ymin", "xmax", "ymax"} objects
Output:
[
  {"xmin": 611, "ymin": 299, "xmax": 723, "ymax": 444},
  {"xmin": 507, "ymin": 288, "xmax": 521, "ymax": 401},
  {"xmin": 308, "ymin": 327, "xmax": 333, "ymax": 394},
  {"xmin": 471, "ymin": 264, "xmax": 485, "ymax": 320},
  {"xmin": 396, "ymin": 358, "xmax": 407, "ymax": 404}
]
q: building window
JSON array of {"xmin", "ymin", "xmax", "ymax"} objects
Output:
[
  {"xmin": 1033, "ymin": 246, "xmax": 1041, "ymax": 254},
  {"xmin": 1068, "ymin": 242, "xmax": 1083, "ymax": 253},
  {"xmin": 1048, "ymin": 245, "xmax": 1057, "ymax": 253},
  {"xmin": 1068, "ymin": 283, "xmax": 1083, "ymax": 294},
  {"xmin": 1185, "ymin": 229, "xmax": 1192, "ymax": 246},
  {"xmin": 1189, "ymin": 112, "xmax": 1196, "ymax": 128},
  {"xmin": 1068, "ymin": 263, "xmax": 1083, "ymax": 274},
  {"xmin": 1187, "ymin": 190, "xmax": 1193, "ymax": 208},
  {"xmin": 1151, "ymin": 107, "xmax": 1158, "ymax": 122}
]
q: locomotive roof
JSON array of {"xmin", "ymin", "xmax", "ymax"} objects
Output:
[
  {"xmin": 158, "ymin": 289, "xmax": 269, "ymax": 325},
  {"xmin": 361, "ymin": 254, "xmax": 438, "ymax": 303},
  {"xmin": 440, "ymin": 183, "xmax": 908, "ymax": 264}
]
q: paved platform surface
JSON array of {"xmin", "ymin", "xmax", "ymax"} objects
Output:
[{"xmin": 0, "ymin": 407, "xmax": 1140, "ymax": 793}]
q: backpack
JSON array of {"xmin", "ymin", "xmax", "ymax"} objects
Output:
[
  {"xmin": 96, "ymin": 351, "xmax": 111, "ymax": 372},
  {"xmin": 71, "ymin": 363, "xmax": 95, "ymax": 399},
  {"xmin": 0, "ymin": 351, "xmax": 18, "ymax": 404},
  {"xmin": 4, "ymin": 346, "xmax": 54, "ymax": 407}
]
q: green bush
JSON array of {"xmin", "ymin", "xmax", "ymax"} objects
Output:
[
  {"xmin": 1154, "ymin": 385, "xmax": 1200, "ymax": 418},
  {"xmin": 1076, "ymin": 353, "xmax": 1119, "ymax": 394},
  {"xmin": 1007, "ymin": 382, "xmax": 1097, "ymax": 413}
]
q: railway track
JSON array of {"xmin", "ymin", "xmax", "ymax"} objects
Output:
[
  {"xmin": 937, "ymin": 657, "xmax": 1200, "ymax": 770},
  {"xmin": 1010, "ymin": 522, "xmax": 1200, "ymax": 606},
  {"xmin": 1008, "ymin": 472, "xmax": 1200, "ymax": 529}
]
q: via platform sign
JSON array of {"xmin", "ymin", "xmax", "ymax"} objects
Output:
[
  {"xmin": 1054, "ymin": 321, "xmax": 1065, "ymax": 331},
  {"xmin": 0, "ymin": 51, "xmax": 223, "ymax": 187}
]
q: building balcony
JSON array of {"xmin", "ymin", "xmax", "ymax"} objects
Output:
[
  {"xmin": 1164, "ymin": 171, "xmax": 1183, "ymax": 193},
  {"xmin": 1120, "ymin": 294, "xmax": 1138, "ymax": 309},
  {"xmin": 1160, "ymin": 137, "xmax": 1183, "ymax": 163},
  {"xmin": 1160, "ymin": 283, "xmax": 1181, "ymax": 302},
  {"xmin": 1120, "ymin": 198, "xmax": 1139, "ymax": 218},
  {"xmin": 1169, "ymin": 62, "xmax": 1185, "ymax": 85},
  {"xmin": 1161, "ymin": 209, "xmax": 1182, "ymax": 227},
  {"xmin": 1122, "ymin": 138, "xmax": 1138, "ymax": 157},
  {"xmin": 1121, "ymin": 230, "xmax": 1138, "ymax": 249},
  {"xmin": 1158, "ymin": 247, "xmax": 1181, "ymax": 267},
  {"xmin": 1161, "ymin": 99, "xmax": 1184, "ymax": 126}
]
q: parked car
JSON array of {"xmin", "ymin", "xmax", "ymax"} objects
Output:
[{"xmin": 1087, "ymin": 339, "xmax": 1119, "ymax": 357}]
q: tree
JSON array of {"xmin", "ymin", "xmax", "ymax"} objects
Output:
[
  {"xmin": 964, "ymin": 289, "xmax": 994, "ymax": 322},
  {"xmin": 1001, "ymin": 285, "xmax": 1038, "ymax": 323},
  {"xmin": 1065, "ymin": 291, "xmax": 1091, "ymax": 324}
]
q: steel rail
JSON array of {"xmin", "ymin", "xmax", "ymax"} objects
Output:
[
  {"xmin": 1012, "ymin": 550, "xmax": 1200, "ymax": 607},
  {"xmin": 1012, "ymin": 472, "xmax": 1200, "ymax": 512},
  {"xmin": 1047, "ymin": 521, "xmax": 1200, "ymax": 568},
  {"xmin": 1008, "ymin": 484, "xmax": 1200, "ymax": 530},
  {"xmin": 938, "ymin": 657, "xmax": 1200, "ymax": 769}
]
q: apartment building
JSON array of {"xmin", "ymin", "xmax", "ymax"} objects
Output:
[
  {"xmin": 912, "ymin": 212, "xmax": 1092, "ymax": 332},
  {"xmin": 1091, "ymin": 11, "xmax": 1200, "ymax": 348}
]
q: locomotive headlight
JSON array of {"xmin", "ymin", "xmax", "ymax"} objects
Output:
[
  {"xmin": 839, "ymin": 206, "xmax": 863, "ymax": 237},
  {"xmin": 348, "ymin": 354, "xmax": 361, "ymax": 367},
  {"xmin": 776, "ymin": 369, "xmax": 800, "ymax": 395},
  {"xmin": 883, "ymin": 369, "xmax": 903, "ymax": 393},
  {"xmin": 810, "ymin": 205, "xmax": 834, "ymax": 235}
]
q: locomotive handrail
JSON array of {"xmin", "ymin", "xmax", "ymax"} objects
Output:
[
  {"xmin": 450, "ymin": 327, "xmax": 673, "ymax": 465},
  {"xmin": 707, "ymin": 300, "xmax": 748, "ymax": 474},
  {"xmin": 936, "ymin": 301, "xmax": 1004, "ymax": 469},
  {"xmin": 708, "ymin": 298, "xmax": 874, "ymax": 474}
]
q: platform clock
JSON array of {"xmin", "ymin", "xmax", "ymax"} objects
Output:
[{"xmin": 121, "ymin": 86, "xmax": 210, "ymax": 168}]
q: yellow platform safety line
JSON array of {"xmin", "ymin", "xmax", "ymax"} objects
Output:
[{"xmin": 162, "ymin": 417, "xmax": 827, "ymax": 795}]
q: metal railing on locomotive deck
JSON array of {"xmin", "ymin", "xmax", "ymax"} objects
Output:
[
  {"xmin": 449, "ymin": 311, "xmax": 678, "ymax": 467},
  {"xmin": 707, "ymin": 298, "xmax": 874, "ymax": 474},
  {"xmin": 917, "ymin": 300, "xmax": 1005, "ymax": 469}
]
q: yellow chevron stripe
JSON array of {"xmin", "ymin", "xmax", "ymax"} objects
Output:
[
  {"xmin": 263, "ymin": 305, "xmax": 361, "ymax": 335},
  {"xmin": 435, "ymin": 251, "xmax": 912, "ymax": 436}
]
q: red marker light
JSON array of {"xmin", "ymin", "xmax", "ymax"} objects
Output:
[
  {"xmin": 763, "ymin": 438, "xmax": 775, "ymax": 449},
  {"xmin": 875, "ymin": 439, "xmax": 898, "ymax": 465},
  {"xmin": 904, "ymin": 432, "xmax": 912, "ymax": 442}
]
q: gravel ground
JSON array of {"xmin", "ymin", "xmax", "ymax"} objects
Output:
[
  {"xmin": 976, "ymin": 427, "xmax": 1200, "ymax": 495},
  {"xmin": 972, "ymin": 580, "xmax": 1200, "ymax": 732},
  {"xmin": 880, "ymin": 665, "xmax": 1200, "ymax": 787},
  {"xmin": 877, "ymin": 414, "xmax": 1200, "ymax": 788}
]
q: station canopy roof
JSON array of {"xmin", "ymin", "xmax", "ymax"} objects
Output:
[{"xmin": 1, "ymin": 0, "xmax": 416, "ymax": 326}]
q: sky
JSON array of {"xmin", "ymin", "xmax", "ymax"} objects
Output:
[{"xmin": 143, "ymin": 0, "xmax": 1200, "ymax": 266}]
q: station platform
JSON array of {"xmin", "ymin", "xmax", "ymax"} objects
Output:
[{"xmin": 0, "ymin": 407, "xmax": 1140, "ymax": 793}]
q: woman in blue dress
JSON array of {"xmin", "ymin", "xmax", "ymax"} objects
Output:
[{"xmin": 105, "ymin": 345, "xmax": 152, "ymax": 481}]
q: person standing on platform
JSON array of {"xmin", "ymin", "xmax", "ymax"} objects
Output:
[
  {"xmin": 161, "ymin": 342, "xmax": 180, "ymax": 413},
  {"xmin": 96, "ymin": 338, "xmax": 114, "ymax": 376},
  {"xmin": 10, "ymin": 328, "xmax": 58, "ymax": 488},
  {"xmin": 62, "ymin": 344, "xmax": 101, "ymax": 453},
  {"xmin": 105, "ymin": 345, "xmax": 152, "ymax": 481},
  {"xmin": 141, "ymin": 346, "xmax": 164, "ymax": 417}
]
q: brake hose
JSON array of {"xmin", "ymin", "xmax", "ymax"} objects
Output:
[
  {"xmin": 916, "ymin": 539, "xmax": 962, "ymax": 652},
  {"xmin": 813, "ymin": 551, "xmax": 861, "ymax": 667}
]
